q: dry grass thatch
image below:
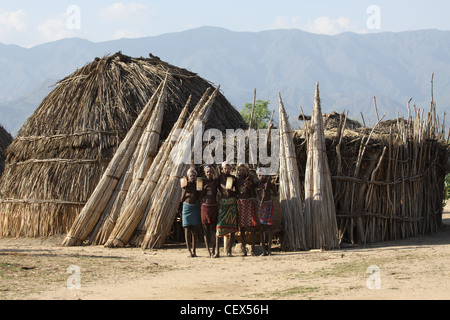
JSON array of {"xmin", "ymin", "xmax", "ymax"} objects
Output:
[
  {"xmin": 0, "ymin": 124, "xmax": 12, "ymax": 176},
  {"xmin": 0, "ymin": 52, "xmax": 247, "ymax": 238}
]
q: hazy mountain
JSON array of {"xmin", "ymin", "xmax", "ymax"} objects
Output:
[{"xmin": 1, "ymin": 27, "xmax": 449, "ymax": 135}]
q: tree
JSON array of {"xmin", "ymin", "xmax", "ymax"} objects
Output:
[{"xmin": 240, "ymin": 99, "xmax": 271, "ymax": 129}]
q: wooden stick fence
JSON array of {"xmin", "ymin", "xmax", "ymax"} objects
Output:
[{"xmin": 294, "ymin": 103, "xmax": 448, "ymax": 245}]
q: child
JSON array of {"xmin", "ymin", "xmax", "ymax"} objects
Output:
[
  {"xmin": 216, "ymin": 162, "xmax": 238, "ymax": 257},
  {"xmin": 201, "ymin": 164, "xmax": 219, "ymax": 257},
  {"xmin": 236, "ymin": 163, "xmax": 257, "ymax": 256},
  {"xmin": 180, "ymin": 168, "xmax": 201, "ymax": 257},
  {"xmin": 256, "ymin": 168, "xmax": 278, "ymax": 256}
]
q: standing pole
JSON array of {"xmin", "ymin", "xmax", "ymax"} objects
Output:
[{"xmin": 249, "ymin": 89, "xmax": 257, "ymax": 129}]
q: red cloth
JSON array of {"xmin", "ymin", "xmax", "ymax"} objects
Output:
[{"xmin": 201, "ymin": 203, "xmax": 218, "ymax": 225}]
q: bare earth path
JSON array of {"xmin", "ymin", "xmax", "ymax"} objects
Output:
[{"xmin": 1, "ymin": 201, "xmax": 449, "ymax": 300}]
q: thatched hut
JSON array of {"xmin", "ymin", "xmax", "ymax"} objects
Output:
[
  {"xmin": 0, "ymin": 52, "xmax": 247, "ymax": 238},
  {"xmin": 0, "ymin": 124, "xmax": 12, "ymax": 176}
]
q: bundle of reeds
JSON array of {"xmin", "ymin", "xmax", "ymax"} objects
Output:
[
  {"xmin": 304, "ymin": 82, "xmax": 339, "ymax": 250},
  {"xmin": 103, "ymin": 95, "xmax": 193, "ymax": 248},
  {"xmin": 140, "ymin": 86, "xmax": 219, "ymax": 249},
  {"xmin": 62, "ymin": 78, "xmax": 168, "ymax": 246},
  {"xmin": 278, "ymin": 93, "xmax": 307, "ymax": 251},
  {"xmin": 125, "ymin": 92, "xmax": 213, "ymax": 247},
  {"xmin": 0, "ymin": 124, "xmax": 12, "ymax": 177},
  {"xmin": 87, "ymin": 78, "xmax": 168, "ymax": 245}
]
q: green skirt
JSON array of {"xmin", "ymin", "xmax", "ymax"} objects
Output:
[
  {"xmin": 216, "ymin": 198, "xmax": 238, "ymax": 237},
  {"xmin": 182, "ymin": 202, "xmax": 201, "ymax": 227}
]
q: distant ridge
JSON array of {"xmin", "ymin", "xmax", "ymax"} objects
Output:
[{"xmin": 1, "ymin": 26, "xmax": 449, "ymax": 134}]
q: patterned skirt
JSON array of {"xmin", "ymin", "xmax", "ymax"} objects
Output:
[
  {"xmin": 257, "ymin": 200, "xmax": 274, "ymax": 226},
  {"xmin": 238, "ymin": 199, "xmax": 257, "ymax": 228},
  {"xmin": 216, "ymin": 198, "xmax": 238, "ymax": 237}
]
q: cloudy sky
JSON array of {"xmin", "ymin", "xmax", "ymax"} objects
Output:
[{"xmin": 1, "ymin": 0, "xmax": 449, "ymax": 47}]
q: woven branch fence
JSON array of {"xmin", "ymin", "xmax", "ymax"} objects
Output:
[{"xmin": 294, "ymin": 106, "xmax": 448, "ymax": 244}]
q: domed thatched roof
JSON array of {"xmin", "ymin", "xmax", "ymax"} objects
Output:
[
  {"xmin": 0, "ymin": 52, "xmax": 247, "ymax": 237},
  {"xmin": 0, "ymin": 124, "xmax": 12, "ymax": 176}
]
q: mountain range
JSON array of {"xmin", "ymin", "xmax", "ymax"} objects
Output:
[{"xmin": 0, "ymin": 26, "xmax": 449, "ymax": 135}]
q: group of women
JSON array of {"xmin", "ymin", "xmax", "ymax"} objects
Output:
[{"xmin": 180, "ymin": 162, "xmax": 277, "ymax": 258}]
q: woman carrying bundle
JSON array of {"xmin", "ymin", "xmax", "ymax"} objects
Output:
[{"xmin": 180, "ymin": 168, "xmax": 201, "ymax": 257}]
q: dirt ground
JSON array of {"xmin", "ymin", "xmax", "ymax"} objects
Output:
[{"xmin": 0, "ymin": 202, "xmax": 449, "ymax": 301}]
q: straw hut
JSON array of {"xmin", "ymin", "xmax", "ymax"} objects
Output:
[
  {"xmin": 0, "ymin": 124, "xmax": 12, "ymax": 176},
  {"xmin": 0, "ymin": 52, "xmax": 247, "ymax": 238}
]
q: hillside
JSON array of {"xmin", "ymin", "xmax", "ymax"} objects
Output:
[{"xmin": 1, "ymin": 27, "xmax": 449, "ymax": 135}]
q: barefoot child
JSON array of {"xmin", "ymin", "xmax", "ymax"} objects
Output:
[
  {"xmin": 236, "ymin": 163, "xmax": 257, "ymax": 256},
  {"xmin": 180, "ymin": 168, "xmax": 201, "ymax": 257},
  {"xmin": 216, "ymin": 162, "xmax": 238, "ymax": 257},
  {"xmin": 201, "ymin": 164, "xmax": 219, "ymax": 257},
  {"xmin": 256, "ymin": 168, "xmax": 278, "ymax": 255}
]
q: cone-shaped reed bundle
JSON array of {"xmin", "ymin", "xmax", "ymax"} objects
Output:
[
  {"xmin": 127, "ymin": 91, "xmax": 213, "ymax": 247},
  {"xmin": 278, "ymin": 93, "xmax": 307, "ymax": 251},
  {"xmin": 140, "ymin": 86, "xmax": 220, "ymax": 249},
  {"xmin": 88, "ymin": 78, "xmax": 168, "ymax": 245},
  {"xmin": 304, "ymin": 82, "xmax": 339, "ymax": 250},
  {"xmin": 103, "ymin": 94, "xmax": 194, "ymax": 248},
  {"xmin": 62, "ymin": 78, "xmax": 168, "ymax": 246}
]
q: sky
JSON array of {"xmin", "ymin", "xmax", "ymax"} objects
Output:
[{"xmin": 1, "ymin": 0, "xmax": 450, "ymax": 47}]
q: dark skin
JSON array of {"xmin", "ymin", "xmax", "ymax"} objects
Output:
[
  {"xmin": 201, "ymin": 167, "xmax": 219, "ymax": 258},
  {"xmin": 181, "ymin": 172, "xmax": 199, "ymax": 258},
  {"xmin": 217, "ymin": 165, "xmax": 237, "ymax": 257},
  {"xmin": 236, "ymin": 166, "xmax": 257, "ymax": 256},
  {"xmin": 256, "ymin": 174, "xmax": 278, "ymax": 256}
]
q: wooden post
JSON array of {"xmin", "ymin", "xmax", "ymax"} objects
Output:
[{"xmin": 249, "ymin": 89, "xmax": 256, "ymax": 130}]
